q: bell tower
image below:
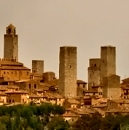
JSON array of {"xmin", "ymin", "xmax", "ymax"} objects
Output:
[{"xmin": 4, "ymin": 24, "xmax": 18, "ymax": 61}]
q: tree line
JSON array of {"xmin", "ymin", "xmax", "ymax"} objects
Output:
[
  {"xmin": 72, "ymin": 112, "xmax": 129, "ymax": 130},
  {"xmin": 0, "ymin": 103, "xmax": 69, "ymax": 130},
  {"xmin": 0, "ymin": 103, "xmax": 129, "ymax": 130}
]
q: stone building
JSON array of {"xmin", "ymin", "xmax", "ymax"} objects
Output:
[
  {"xmin": 88, "ymin": 58, "xmax": 101, "ymax": 90},
  {"xmin": 0, "ymin": 59, "xmax": 30, "ymax": 81},
  {"xmin": 32, "ymin": 60, "xmax": 44, "ymax": 74},
  {"xmin": 15, "ymin": 79, "xmax": 40, "ymax": 91},
  {"xmin": 4, "ymin": 24, "xmax": 18, "ymax": 61},
  {"xmin": 100, "ymin": 46, "xmax": 116, "ymax": 84},
  {"xmin": 102, "ymin": 74, "xmax": 121, "ymax": 99},
  {"xmin": 43, "ymin": 71, "xmax": 56, "ymax": 82},
  {"xmin": 59, "ymin": 46, "xmax": 77, "ymax": 98},
  {"xmin": 6, "ymin": 91, "xmax": 29, "ymax": 104}
]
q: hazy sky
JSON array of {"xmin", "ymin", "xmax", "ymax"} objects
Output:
[{"xmin": 0, "ymin": 0, "xmax": 129, "ymax": 81}]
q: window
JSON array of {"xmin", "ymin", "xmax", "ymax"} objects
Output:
[
  {"xmin": 34, "ymin": 84, "xmax": 36, "ymax": 89},
  {"xmin": 27, "ymin": 72, "xmax": 29, "ymax": 76},
  {"xmin": 29, "ymin": 84, "xmax": 31, "ymax": 89},
  {"xmin": 8, "ymin": 28, "xmax": 11, "ymax": 34},
  {"xmin": 4, "ymin": 72, "xmax": 5, "ymax": 74},
  {"xmin": 69, "ymin": 65, "xmax": 71, "ymax": 68},
  {"xmin": 15, "ymin": 71, "xmax": 17, "ymax": 75},
  {"xmin": 11, "ymin": 72, "xmax": 13, "ymax": 74}
]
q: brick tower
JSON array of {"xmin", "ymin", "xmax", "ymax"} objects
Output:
[
  {"xmin": 4, "ymin": 24, "xmax": 18, "ymax": 61},
  {"xmin": 59, "ymin": 46, "xmax": 77, "ymax": 98}
]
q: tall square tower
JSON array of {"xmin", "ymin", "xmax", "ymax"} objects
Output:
[
  {"xmin": 100, "ymin": 46, "xmax": 116, "ymax": 84},
  {"xmin": 4, "ymin": 24, "xmax": 18, "ymax": 61},
  {"xmin": 88, "ymin": 58, "xmax": 101, "ymax": 90},
  {"xmin": 59, "ymin": 46, "xmax": 77, "ymax": 98},
  {"xmin": 32, "ymin": 60, "xmax": 44, "ymax": 74},
  {"xmin": 102, "ymin": 74, "xmax": 121, "ymax": 99}
]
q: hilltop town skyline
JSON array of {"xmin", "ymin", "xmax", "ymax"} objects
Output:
[{"xmin": 1, "ymin": 1, "xmax": 129, "ymax": 81}]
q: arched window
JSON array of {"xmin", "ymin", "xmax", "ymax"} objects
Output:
[{"xmin": 8, "ymin": 28, "xmax": 11, "ymax": 34}]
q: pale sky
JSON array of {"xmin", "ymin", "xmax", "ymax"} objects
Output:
[{"xmin": 0, "ymin": 0, "xmax": 129, "ymax": 81}]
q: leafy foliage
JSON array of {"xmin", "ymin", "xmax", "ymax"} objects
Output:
[
  {"xmin": 0, "ymin": 103, "xmax": 65, "ymax": 130},
  {"xmin": 47, "ymin": 116, "xmax": 70, "ymax": 130},
  {"xmin": 72, "ymin": 112, "xmax": 129, "ymax": 130}
]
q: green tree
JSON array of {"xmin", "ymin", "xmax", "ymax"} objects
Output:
[
  {"xmin": 72, "ymin": 114, "xmax": 91, "ymax": 130},
  {"xmin": 47, "ymin": 116, "xmax": 69, "ymax": 130},
  {"xmin": 101, "ymin": 114, "xmax": 120, "ymax": 130},
  {"xmin": 0, "ymin": 121, "xmax": 6, "ymax": 130}
]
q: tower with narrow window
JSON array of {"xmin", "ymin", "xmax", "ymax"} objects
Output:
[
  {"xmin": 32, "ymin": 60, "xmax": 44, "ymax": 74},
  {"xmin": 88, "ymin": 58, "xmax": 101, "ymax": 90},
  {"xmin": 4, "ymin": 24, "xmax": 18, "ymax": 61},
  {"xmin": 59, "ymin": 46, "xmax": 77, "ymax": 98},
  {"xmin": 100, "ymin": 46, "xmax": 116, "ymax": 84}
]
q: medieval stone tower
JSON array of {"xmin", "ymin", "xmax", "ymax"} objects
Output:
[
  {"xmin": 32, "ymin": 60, "xmax": 44, "ymax": 74},
  {"xmin": 88, "ymin": 58, "xmax": 101, "ymax": 90},
  {"xmin": 102, "ymin": 74, "xmax": 121, "ymax": 99},
  {"xmin": 4, "ymin": 24, "xmax": 18, "ymax": 61},
  {"xmin": 100, "ymin": 46, "xmax": 116, "ymax": 84},
  {"xmin": 59, "ymin": 46, "xmax": 77, "ymax": 98}
]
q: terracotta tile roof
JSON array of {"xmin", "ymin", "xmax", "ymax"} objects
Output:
[
  {"xmin": 5, "ymin": 90, "xmax": 28, "ymax": 94},
  {"xmin": 30, "ymin": 73, "xmax": 43, "ymax": 77},
  {"xmin": 15, "ymin": 79, "xmax": 35, "ymax": 83},
  {"xmin": 67, "ymin": 98, "xmax": 80, "ymax": 104},
  {"xmin": 77, "ymin": 80, "xmax": 87, "ymax": 84},
  {"xmin": 47, "ymin": 79, "xmax": 59, "ymax": 86},
  {"xmin": 92, "ymin": 104, "xmax": 107, "ymax": 108},
  {"xmin": 109, "ymin": 99, "xmax": 129, "ymax": 104},
  {"xmin": 62, "ymin": 112, "xmax": 79, "ymax": 117},
  {"xmin": 106, "ymin": 109, "xmax": 129, "ymax": 113},
  {"xmin": 40, "ymin": 82, "xmax": 52, "ymax": 87},
  {"xmin": 0, "ymin": 66, "xmax": 30, "ymax": 70},
  {"xmin": 45, "ymin": 92, "xmax": 63, "ymax": 99},
  {"xmin": 0, "ymin": 93, "xmax": 7, "ymax": 96},
  {"xmin": 0, "ymin": 85, "xmax": 19, "ymax": 89},
  {"xmin": 0, "ymin": 61, "xmax": 23, "ymax": 66},
  {"xmin": 121, "ymin": 86, "xmax": 129, "ymax": 90},
  {"xmin": 73, "ymin": 108, "xmax": 95, "ymax": 115},
  {"xmin": 122, "ymin": 77, "xmax": 129, "ymax": 81},
  {"xmin": 29, "ymin": 94, "xmax": 45, "ymax": 98}
]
